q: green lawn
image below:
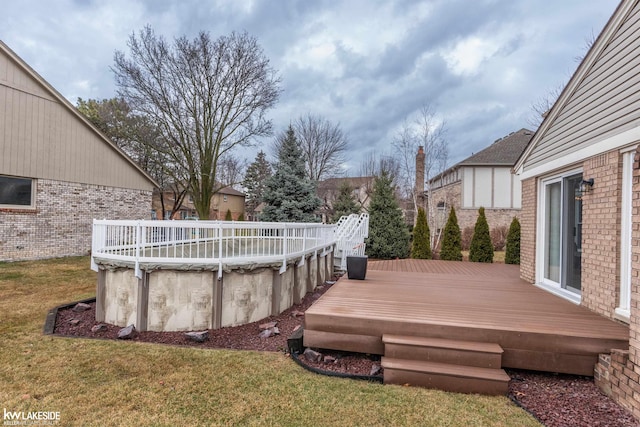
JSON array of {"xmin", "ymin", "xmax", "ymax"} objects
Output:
[{"xmin": 0, "ymin": 257, "xmax": 539, "ymax": 426}]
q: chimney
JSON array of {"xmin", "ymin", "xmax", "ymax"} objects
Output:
[{"xmin": 415, "ymin": 146, "xmax": 425, "ymax": 196}]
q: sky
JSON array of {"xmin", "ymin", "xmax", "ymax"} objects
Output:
[{"xmin": 0, "ymin": 0, "xmax": 621, "ymax": 175}]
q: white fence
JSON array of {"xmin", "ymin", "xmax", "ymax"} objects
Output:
[
  {"xmin": 92, "ymin": 219, "xmax": 337, "ymax": 278},
  {"xmin": 92, "ymin": 214, "xmax": 370, "ymax": 278}
]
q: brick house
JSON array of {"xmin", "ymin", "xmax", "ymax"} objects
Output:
[
  {"xmin": 0, "ymin": 41, "xmax": 156, "ymax": 261},
  {"xmin": 513, "ymin": 0, "xmax": 640, "ymax": 418},
  {"xmin": 425, "ymin": 128, "xmax": 532, "ymax": 246},
  {"xmin": 151, "ymin": 186, "xmax": 246, "ymax": 220},
  {"xmin": 317, "ymin": 176, "xmax": 374, "ymax": 223}
]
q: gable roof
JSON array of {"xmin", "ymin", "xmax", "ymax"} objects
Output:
[
  {"xmin": 514, "ymin": 0, "xmax": 639, "ymax": 178},
  {"xmin": 428, "ymin": 128, "xmax": 533, "ymax": 184},
  {"xmin": 0, "ymin": 40, "xmax": 158, "ymax": 189},
  {"xmin": 460, "ymin": 128, "xmax": 534, "ymax": 166}
]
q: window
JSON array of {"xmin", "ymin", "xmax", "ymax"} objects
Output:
[
  {"xmin": 437, "ymin": 201, "xmax": 446, "ymax": 211},
  {"xmin": 223, "ymin": 195, "xmax": 228, "ymax": 202},
  {"xmin": 0, "ymin": 175, "xmax": 34, "ymax": 208},
  {"xmin": 151, "ymin": 210, "xmax": 157, "ymax": 220}
]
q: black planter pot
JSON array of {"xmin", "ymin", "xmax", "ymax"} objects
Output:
[{"xmin": 346, "ymin": 255, "xmax": 368, "ymax": 280}]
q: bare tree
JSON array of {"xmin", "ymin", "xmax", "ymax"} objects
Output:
[
  {"xmin": 217, "ymin": 153, "xmax": 247, "ymax": 190},
  {"xmin": 393, "ymin": 106, "xmax": 447, "ymax": 228},
  {"xmin": 527, "ymin": 32, "xmax": 597, "ymax": 129},
  {"xmin": 272, "ymin": 113, "xmax": 347, "ymax": 182},
  {"xmin": 112, "ymin": 27, "xmax": 280, "ymax": 219},
  {"xmin": 357, "ymin": 152, "xmax": 401, "ymax": 211}
]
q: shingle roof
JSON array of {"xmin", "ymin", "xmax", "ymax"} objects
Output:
[{"xmin": 460, "ymin": 128, "xmax": 534, "ymax": 166}]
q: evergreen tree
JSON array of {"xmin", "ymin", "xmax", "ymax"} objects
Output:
[
  {"xmin": 225, "ymin": 209, "xmax": 233, "ymax": 221},
  {"xmin": 243, "ymin": 151, "xmax": 272, "ymax": 219},
  {"xmin": 505, "ymin": 217, "xmax": 521, "ymax": 265},
  {"xmin": 366, "ymin": 171, "xmax": 410, "ymax": 259},
  {"xmin": 440, "ymin": 207, "xmax": 462, "ymax": 261},
  {"xmin": 236, "ymin": 212, "xmax": 245, "ymax": 221},
  {"xmin": 331, "ymin": 181, "xmax": 361, "ymax": 222},
  {"xmin": 411, "ymin": 207, "xmax": 431, "ymax": 259},
  {"xmin": 469, "ymin": 207, "xmax": 494, "ymax": 263},
  {"xmin": 261, "ymin": 126, "xmax": 321, "ymax": 222}
]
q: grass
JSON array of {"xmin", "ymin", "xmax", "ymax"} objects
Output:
[
  {"xmin": 0, "ymin": 257, "xmax": 540, "ymax": 426},
  {"xmin": 461, "ymin": 250, "xmax": 506, "ymax": 263}
]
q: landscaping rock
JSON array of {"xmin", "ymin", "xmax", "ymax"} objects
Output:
[
  {"xmin": 91, "ymin": 324, "xmax": 107, "ymax": 333},
  {"xmin": 68, "ymin": 318, "xmax": 81, "ymax": 326},
  {"xmin": 291, "ymin": 310, "xmax": 305, "ymax": 318},
  {"xmin": 325, "ymin": 280, "xmax": 336, "ymax": 285},
  {"xmin": 370, "ymin": 364, "xmax": 382, "ymax": 376},
  {"xmin": 259, "ymin": 321, "xmax": 277, "ymax": 330},
  {"xmin": 324, "ymin": 355, "xmax": 336, "ymax": 363},
  {"xmin": 72, "ymin": 302, "xmax": 92, "ymax": 312},
  {"xmin": 184, "ymin": 331, "xmax": 209, "ymax": 343},
  {"xmin": 259, "ymin": 329, "xmax": 274, "ymax": 338},
  {"xmin": 303, "ymin": 348, "xmax": 323, "ymax": 363},
  {"xmin": 117, "ymin": 324, "xmax": 136, "ymax": 339}
]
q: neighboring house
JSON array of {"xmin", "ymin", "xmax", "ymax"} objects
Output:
[
  {"xmin": 151, "ymin": 186, "xmax": 245, "ymax": 220},
  {"xmin": 514, "ymin": 0, "xmax": 640, "ymax": 418},
  {"xmin": 0, "ymin": 41, "xmax": 156, "ymax": 261},
  {"xmin": 317, "ymin": 176, "xmax": 374, "ymax": 222},
  {"xmin": 425, "ymin": 128, "xmax": 533, "ymax": 241}
]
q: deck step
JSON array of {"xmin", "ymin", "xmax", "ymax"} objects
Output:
[
  {"xmin": 382, "ymin": 334, "xmax": 503, "ymax": 368},
  {"xmin": 382, "ymin": 357, "xmax": 510, "ymax": 395}
]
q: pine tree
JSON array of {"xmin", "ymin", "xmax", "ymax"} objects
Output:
[
  {"xmin": 366, "ymin": 172, "xmax": 410, "ymax": 259},
  {"xmin": 411, "ymin": 207, "xmax": 431, "ymax": 259},
  {"xmin": 225, "ymin": 209, "xmax": 233, "ymax": 221},
  {"xmin": 261, "ymin": 126, "xmax": 321, "ymax": 222},
  {"xmin": 243, "ymin": 151, "xmax": 272, "ymax": 219},
  {"xmin": 440, "ymin": 207, "xmax": 462, "ymax": 261},
  {"xmin": 469, "ymin": 207, "xmax": 494, "ymax": 263},
  {"xmin": 331, "ymin": 181, "xmax": 360, "ymax": 223},
  {"xmin": 236, "ymin": 212, "xmax": 245, "ymax": 221},
  {"xmin": 505, "ymin": 217, "xmax": 521, "ymax": 265}
]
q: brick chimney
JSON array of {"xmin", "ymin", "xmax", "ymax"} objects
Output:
[{"xmin": 415, "ymin": 146, "xmax": 425, "ymax": 205}]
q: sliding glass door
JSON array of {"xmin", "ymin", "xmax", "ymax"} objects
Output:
[{"xmin": 541, "ymin": 172, "xmax": 583, "ymax": 296}]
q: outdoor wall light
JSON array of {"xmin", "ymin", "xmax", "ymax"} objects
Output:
[{"xmin": 580, "ymin": 178, "xmax": 595, "ymax": 194}]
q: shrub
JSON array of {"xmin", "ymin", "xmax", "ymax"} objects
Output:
[
  {"xmin": 225, "ymin": 209, "xmax": 233, "ymax": 221},
  {"xmin": 505, "ymin": 217, "xmax": 521, "ymax": 265},
  {"xmin": 490, "ymin": 226, "xmax": 508, "ymax": 251},
  {"xmin": 366, "ymin": 172, "xmax": 410, "ymax": 259},
  {"xmin": 469, "ymin": 207, "xmax": 494, "ymax": 263},
  {"xmin": 236, "ymin": 212, "xmax": 245, "ymax": 221},
  {"xmin": 411, "ymin": 207, "xmax": 431, "ymax": 259},
  {"xmin": 461, "ymin": 226, "xmax": 474, "ymax": 251},
  {"xmin": 440, "ymin": 207, "xmax": 462, "ymax": 261}
]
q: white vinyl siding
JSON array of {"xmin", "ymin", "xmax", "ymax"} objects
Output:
[
  {"xmin": 474, "ymin": 168, "xmax": 492, "ymax": 207},
  {"xmin": 0, "ymin": 45, "xmax": 153, "ymax": 191},
  {"xmin": 493, "ymin": 168, "xmax": 512, "ymax": 208},
  {"xmin": 462, "ymin": 168, "xmax": 474, "ymax": 207},
  {"xmin": 523, "ymin": 7, "xmax": 640, "ymax": 171},
  {"xmin": 462, "ymin": 166, "xmax": 521, "ymax": 209}
]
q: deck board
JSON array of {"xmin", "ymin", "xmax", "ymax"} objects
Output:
[{"xmin": 304, "ymin": 260, "xmax": 629, "ymax": 375}]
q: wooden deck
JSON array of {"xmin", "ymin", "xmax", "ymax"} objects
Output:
[{"xmin": 304, "ymin": 260, "xmax": 629, "ymax": 392}]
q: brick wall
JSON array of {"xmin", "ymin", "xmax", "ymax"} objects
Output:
[
  {"xmin": 595, "ymin": 350, "xmax": 640, "ymax": 420},
  {"xmin": 0, "ymin": 179, "xmax": 152, "ymax": 261},
  {"xmin": 519, "ymin": 178, "xmax": 536, "ymax": 283},
  {"xmin": 594, "ymin": 146, "xmax": 640, "ymax": 422},
  {"xmin": 581, "ymin": 152, "xmax": 620, "ymax": 319},
  {"xmin": 429, "ymin": 181, "xmax": 520, "ymax": 242}
]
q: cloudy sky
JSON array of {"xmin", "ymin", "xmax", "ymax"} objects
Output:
[{"xmin": 1, "ymin": 0, "xmax": 620, "ymax": 174}]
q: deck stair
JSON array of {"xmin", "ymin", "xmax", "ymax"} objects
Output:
[{"xmin": 381, "ymin": 334, "xmax": 510, "ymax": 395}]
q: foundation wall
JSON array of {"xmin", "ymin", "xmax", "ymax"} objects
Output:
[{"xmin": 96, "ymin": 249, "xmax": 332, "ymax": 332}]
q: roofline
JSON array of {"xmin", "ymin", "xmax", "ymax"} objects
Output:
[
  {"xmin": 513, "ymin": 0, "xmax": 632, "ymax": 174},
  {"xmin": 0, "ymin": 40, "xmax": 159, "ymax": 188}
]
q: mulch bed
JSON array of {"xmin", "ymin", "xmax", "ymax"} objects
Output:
[{"xmin": 53, "ymin": 275, "xmax": 638, "ymax": 427}]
